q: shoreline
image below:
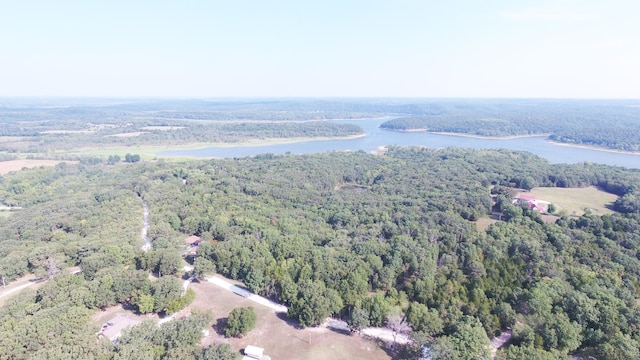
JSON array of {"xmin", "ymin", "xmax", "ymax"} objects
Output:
[
  {"xmin": 427, "ymin": 131, "xmax": 550, "ymax": 140},
  {"xmin": 546, "ymin": 140, "xmax": 640, "ymax": 156},
  {"xmin": 172, "ymin": 133, "xmax": 366, "ymax": 149},
  {"xmin": 385, "ymin": 129, "xmax": 640, "ymax": 155},
  {"xmin": 74, "ymin": 133, "xmax": 367, "ymax": 159}
]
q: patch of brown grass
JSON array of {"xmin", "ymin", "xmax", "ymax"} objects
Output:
[
  {"xmin": 105, "ymin": 132, "xmax": 147, "ymax": 138},
  {"xmin": 40, "ymin": 130, "xmax": 95, "ymax": 134},
  {"xmin": 475, "ymin": 217, "xmax": 498, "ymax": 231},
  {"xmin": 188, "ymin": 281, "xmax": 391, "ymax": 360},
  {"xmin": 0, "ymin": 160, "xmax": 77, "ymax": 175},
  {"xmin": 141, "ymin": 126, "xmax": 185, "ymax": 131},
  {"xmin": 91, "ymin": 304, "xmax": 149, "ymax": 326}
]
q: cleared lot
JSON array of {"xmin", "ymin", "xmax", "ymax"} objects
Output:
[
  {"xmin": 526, "ymin": 186, "xmax": 618, "ymax": 217},
  {"xmin": 188, "ymin": 280, "xmax": 391, "ymax": 360},
  {"xmin": 0, "ymin": 159, "xmax": 77, "ymax": 175}
]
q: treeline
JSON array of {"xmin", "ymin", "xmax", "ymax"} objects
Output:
[
  {"xmin": 380, "ymin": 99, "xmax": 640, "ymax": 152},
  {"xmin": 141, "ymin": 148, "xmax": 640, "ymax": 358},
  {"xmin": 0, "ymin": 120, "xmax": 364, "ymax": 154},
  {"xmin": 1, "ymin": 148, "xmax": 640, "ymax": 358},
  {"xmin": 0, "ymin": 163, "xmax": 227, "ymax": 359},
  {"xmin": 0, "ymin": 97, "xmax": 448, "ymax": 128},
  {"xmin": 5, "ymin": 98, "xmax": 640, "ymax": 154},
  {"xmin": 0, "ymin": 274, "xmax": 231, "ymax": 359}
]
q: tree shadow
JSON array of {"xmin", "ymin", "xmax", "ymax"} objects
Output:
[
  {"xmin": 371, "ymin": 338, "xmax": 416, "ymax": 360},
  {"xmin": 275, "ymin": 312, "xmax": 303, "ymax": 329},
  {"xmin": 326, "ymin": 326, "xmax": 351, "ymax": 336},
  {"xmin": 214, "ymin": 317, "xmax": 228, "ymax": 336},
  {"xmin": 121, "ymin": 301, "xmax": 138, "ymax": 312}
]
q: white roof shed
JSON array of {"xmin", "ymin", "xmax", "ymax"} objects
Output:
[{"xmin": 243, "ymin": 345, "xmax": 264, "ymax": 359}]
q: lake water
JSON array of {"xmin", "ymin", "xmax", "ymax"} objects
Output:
[{"xmin": 159, "ymin": 118, "xmax": 640, "ymax": 169}]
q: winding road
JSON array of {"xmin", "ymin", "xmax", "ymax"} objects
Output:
[
  {"xmin": 0, "ymin": 281, "xmax": 37, "ymax": 300},
  {"xmin": 141, "ymin": 200, "xmax": 151, "ymax": 252}
]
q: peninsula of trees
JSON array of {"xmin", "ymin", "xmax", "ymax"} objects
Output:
[
  {"xmin": 3, "ymin": 98, "xmax": 640, "ymax": 156},
  {"xmin": 378, "ymin": 99, "xmax": 640, "ymax": 152}
]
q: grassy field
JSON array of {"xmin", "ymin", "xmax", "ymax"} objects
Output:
[
  {"xmin": 475, "ymin": 217, "xmax": 498, "ymax": 231},
  {"xmin": 525, "ymin": 186, "xmax": 618, "ymax": 217},
  {"xmin": 188, "ymin": 280, "xmax": 391, "ymax": 360},
  {"xmin": 0, "ymin": 159, "xmax": 78, "ymax": 175}
]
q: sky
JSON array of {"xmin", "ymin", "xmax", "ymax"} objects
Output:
[{"xmin": 1, "ymin": 0, "xmax": 639, "ymax": 98}]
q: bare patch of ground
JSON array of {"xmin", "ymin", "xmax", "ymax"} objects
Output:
[
  {"xmin": 0, "ymin": 274, "xmax": 43, "ymax": 306},
  {"xmin": 526, "ymin": 186, "xmax": 618, "ymax": 217},
  {"xmin": 40, "ymin": 130, "xmax": 95, "ymax": 134},
  {"xmin": 540, "ymin": 214, "xmax": 559, "ymax": 224},
  {"xmin": 0, "ymin": 159, "xmax": 70, "ymax": 174},
  {"xmin": 490, "ymin": 330, "xmax": 512, "ymax": 359},
  {"xmin": 475, "ymin": 217, "xmax": 498, "ymax": 231},
  {"xmin": 141, "ymin": 126, "xmax": 185, "ymax": 131},
  {"xmin": 188, "ymin": 281, "xmax": 391, "ymax": 360},
  {"xmin": 91, "ymin": 304, "xmax": 152, "ymax": 330},
  {"xmin": 105, "ymin": 132, "xmax": 147, "ymax": 138},
  {"xmin": 0, "ymin": 159, "xmax": 78, "ymax": 175}
]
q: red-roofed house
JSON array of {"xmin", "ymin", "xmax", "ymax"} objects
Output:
[
  {"xmin": 185, "ymin": 235, "xmax": 201, "ymax": 255},
  {"xmin": 513, "ymin": 193, "xmax": 550, "ymax": 213},
  {"xmin": 185, "ymin": 235, "xmax": 201, "ymax": 245}
]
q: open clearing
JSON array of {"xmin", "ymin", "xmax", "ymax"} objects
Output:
[
  {"xmin": 0, "ymin": 274, "xmax": 44, "ymax": 307},
  {"xmin": 106, "ymin": 132, "xmax": 147, "ymax": 138},
  {"xmin": 188, "ymin": 281, "xmax": 391, "ymax": 360},
  {"xmin": 40, "ymin": 130, "xmax": 95, "ymax": 134},
  {"xmin": 475, "ymin": 217, "xmax": 498, "ymax": 231},
  {"xmin": 141, "ymin": 126, "xmax": 185, "ymax": 131},
  {"xmin": 0, "ymin": 159, "xmax": 78, "ymax": 175},
  {"xmin": 527, "ymin": 186, "xmax": 618, "ymax": 217}
]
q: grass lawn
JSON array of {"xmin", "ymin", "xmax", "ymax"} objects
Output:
[
  {"xmin": 475, "ymin": 217, "xmax": 498, "ymax": 231},
  {"xmin": 187, "ymin": 280, "xmax": 391, "ymax": 360},
  {"xmin": 526, "ymin": 186, "xmax": 618, "ymax": 217}
]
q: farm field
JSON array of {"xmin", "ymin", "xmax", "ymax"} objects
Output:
[
  {"xmin": 526, "ymin": 186, "xmax": 618, "ymax": 217},
  {"xmin": 0, "ymin": 159, "xmax": 77, "ymax": 175}
]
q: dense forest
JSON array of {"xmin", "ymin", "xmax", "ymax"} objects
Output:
[
  {"xmin": 378, "ymin": 100, "xmax": 640, "ymax": 152},
  {"xmin": 0, "ymin": 148, "xmax": 639, "ymax": 359},
  {"xmin": 0, "ymin": 98, "xmax": 381, "ymax": 155},
  {"xmin": 3, "ymin": 98, "xmax": 640, "ymax": 156}
]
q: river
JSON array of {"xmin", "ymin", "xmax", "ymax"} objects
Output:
[{"xmin": 158, "ymin": 118, "xmax": 640, "ymax": 169}]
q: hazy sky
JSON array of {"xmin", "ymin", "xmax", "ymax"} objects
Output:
[{"xmin": 1, "ymin": 0, "xmax": 639, "ymax": 98}]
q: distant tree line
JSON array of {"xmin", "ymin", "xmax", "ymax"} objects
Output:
[{"xmin": 380, "ymin": 100, "xmax": 640, "ymax": 152}]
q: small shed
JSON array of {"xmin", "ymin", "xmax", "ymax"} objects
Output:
[{"xmin": 243, "ymin": 345, "xmax": 264, "ymax": 359}]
